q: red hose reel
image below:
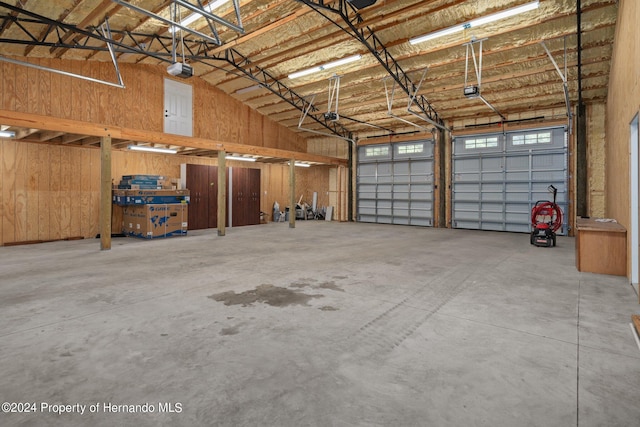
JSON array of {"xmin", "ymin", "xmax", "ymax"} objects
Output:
[
  {"xmin": 531, "ymin": 201, "xmax": 563, "ymax": 232},
  {"xmin": 530, "ymin": 185, "xmax": 563, "ymax": 247}
]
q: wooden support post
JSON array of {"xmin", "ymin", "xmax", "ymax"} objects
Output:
[
  {"xmin": 576, "ymin": 103, "xmax": 587, "ymax": 217},
  {"xmin": 437, "ymin": 126, "xmax": 447, "ymax": 228},
  {"xmin": 289, "ymin": 158, "xmax": 296, "ymax": 228},
  {"xmin": 100, "ymin": 135, "xmax": 112, "ymax": 250},
  {"xmin": 218, "ymin": 150, "xmax": 226, "ymax": 236}
]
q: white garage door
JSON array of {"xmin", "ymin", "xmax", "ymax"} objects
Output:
[
  {"xmin": 452, "ymin": 127, "xmax": 568, "ymax": 234},
  {"xmin": 357, "ymin": 140, "xmax": 434, "ymax": 226}
]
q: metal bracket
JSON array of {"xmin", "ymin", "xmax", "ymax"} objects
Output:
[
  {"xmin": 298, "ymin": 93, "xmax": 354, "ymax": 142},
  {"xmin": 540, "ymin": 38, "xmax": 572, "ymax": 133},
  {"xmin": 384, "ymin": 70, "xmax": 449, "ymax": 132},
  {"xmin": 100, "ymin": 18, "xmax": 124, "ymax": 87},
  {"xmin": 325, "ymin": 74, "xmax": 341, "ymax": 121},
  {"xmin": 463, "ymin": 38, "xmax": 505, "ymax": 120}
]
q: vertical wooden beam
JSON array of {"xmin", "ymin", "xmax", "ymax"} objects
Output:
[
  {"xmin": 348, "ymin": 140, "xmax": 353, "ymax": 221},
  {"xmin": 100, "ymin": 135, "xmax": 112, "ymax": 250},
  {"xmin": 576, "ymin": 103, "xmax": 587, "ymax": 217},
  {"xmin": 289, "ymin": 159, "xmax": 295, "ymax": 228},
  {"xmin": 217, "ymin": 150, "xmax": 226, "ymax": 236},
  {"xmin": 437, "ymin": 127, "xmax": 447, "ymax": 228}
]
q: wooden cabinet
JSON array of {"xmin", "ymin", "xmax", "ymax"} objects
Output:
[
  {"xmin": 232, "ymin": 168, "xmax": 260, "ymax": 226},
  {"xmin": 575, "ymin": 218, "xmax": 627, "ymax": 276},
  {"xmin": 185, "ymin": 164, "xmax": 228, "ymax": 230},
  {"xmin": 185, "ymin": 165, "xmax": 260, "ymax": 229}
]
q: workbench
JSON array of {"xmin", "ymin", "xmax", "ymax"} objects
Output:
[{"xmin": 575, "ymin": 218, "xmax": 626, "ymax": 276}]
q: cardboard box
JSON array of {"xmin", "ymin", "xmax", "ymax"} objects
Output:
[
  {"xmin": 122, "ymin": 204, "xmax": 188, "ymax": 239},
  {"xmin": 121, "ymin": 175, "xmax": 167, "ymax": 181},
  {"xmin": 113, "ymin": 189, "xmax": 190, "ymax": 206}
]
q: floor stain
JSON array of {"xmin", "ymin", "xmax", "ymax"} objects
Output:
[
  {"xmin": 319, "ymin": 306, "xmax": 339, "ymax": 311},
  {"xmin": 209, "ymin": 284, "xmax": 323, "ymax": 307},
  {"xmin": 60, "ymin": 351, "xmax": 73, "ymax": 357},
  {"xmin": 289, "ymin": 282, "xmax": 310, "ymax": 289},
  {"xmin": 220, "ymin": 325, "xmax": 241, "ymax": 336},
  {"xmin": 290, "ymin": 280, "xmax": 344, "ymax": 292},
  {"xmin": 318, "ymin": 281, "xmax": 344, "ymax": 292}
]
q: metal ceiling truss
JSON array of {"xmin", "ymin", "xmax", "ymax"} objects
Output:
[
  {"xmin": 540, "ymin": 38, "xmax": 572, "ymax": 133},
  {"xmin": 0, "ymin": 2, "xmax": 172, "ymax": 62},
  {"xmin": 218, "ymin": 48, "xmax": 353, "ymax": 140},
  {"xmin": 0, "ymin": 3, "xmax": 125, "ymax": 88},
  {"xmin": 295, "ymin": 0, "xmax": 446, "ymax": 131},
  {"xmin": 0, "ymin": 2, "xmax": 353, "ymax": 140},
  {"xmin": 111, "ymin": 0, "xmax": 244, "ymax": 45}
]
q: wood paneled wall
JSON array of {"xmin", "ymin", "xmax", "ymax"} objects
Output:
[
  {"xmin": 605, "ymin": 0, "xmax": 640, "ymax": 277},
  {"xmin": 0, "ymin": 140, "xmax": 336, "ymax": 245},
  {"xmin": 0, "ymin": 57, "xmax": 306, "ymax": 151},
  {"xmin": 307, "ymin": 136, "xmax": 351, "ymax": 220},
  {"xmin": 0, "ymin": 140, "xmax": 101, "ymax": 244},
  {"xmin": 0, "ymin": 56, "xmax": 350, "ymax": 245}
]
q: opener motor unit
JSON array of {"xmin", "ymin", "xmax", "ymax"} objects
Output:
[
  {"xmin": 463, "ymin": 85, "xmax": 480, "ymax": 98},
  {"xmin": 167, "ymin": 62, "xmax": 193, "ymax": 78}
]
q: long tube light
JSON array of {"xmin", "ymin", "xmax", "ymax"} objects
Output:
[
  {"xmin": 288, "ymin": 161, "xmax": 311, "ymax": 168},
  {"xmin": 0, "ymin": 130, "xmax": 16, "ymax": 138},
  {"xmin": 169, "ymin": 0, "xmax": 229, "ymax": 32},
  {"xmin": 409, "ymin": 1, "xmax": 540, "ymax": 45},
  {"xmin": 288, "ymin": 54, "xmax": 362, "ymax": 80},
  {"xmin": 226, "ymin": 155, "xmax": 257, "ymax": 162},
  {"xmin": 128, "ymin": 145, "xmax": 177, "ymax": 154}
]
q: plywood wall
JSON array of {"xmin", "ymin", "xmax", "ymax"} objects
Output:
[
  {"xmin": 307, "ymin": 136, "xmax": 351, "ymax": 220},
  {"xmin": 0, "ymin": 57, "xmax": 306, "ymax": 151},
  {"xmin": 0, "ymin": 140, "xmax": 334, "ymax": 245},
  {"xmin": 605, "ymin": 0, "xmax": 640, "ymax": 277}
]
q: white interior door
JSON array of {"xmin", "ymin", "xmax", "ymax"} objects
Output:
[
  {"xmin": 164, "ymin": 78, "xmax": 193, "ymax": 137},
  {"xmin": 630, "ymin": 113, "xmax": 639, "ymax": 294}
]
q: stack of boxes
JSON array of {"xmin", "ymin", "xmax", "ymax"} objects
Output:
[{"xmin": 112, "ymin": 175, "xmax": 190, "ymax": 239}]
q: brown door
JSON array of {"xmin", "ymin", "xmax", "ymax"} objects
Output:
[
  {"xmin": 186, "ymin": 164, "xmax": 210, "ymax": 230},
  {"xmin": 232, "ymin": 168, "xmax": 248, "ymax": 226},
  {"xmin": 232, "ymin": 168, "xmax": 260, "ymax": 227},
  {"xmin": 186, "ymin": 164, "xmax": 228, "ymax": 230},
  {"xmin": 248, "ymin": 168, "xmax": 261, "ymax": 225}
]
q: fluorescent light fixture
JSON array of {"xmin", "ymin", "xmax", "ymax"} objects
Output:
[
  {"xmin": 170, "ymin": 0, "xmax": 229, "ymax": 32},
  {"xmin": 288, "ymin": 54, "xmax": 362, "ymax": 80},
  {"xmin": 289, "ymin": 161, "xmax": 311, "ymax": 168},
  {"xmin": 235, "ymin": 84, "xmax": 263, "ymax": 95},
  {"xmin": 226, "ymin": 155, "xmax": 257, "ymax": 162},
  {"xmin": 128, "ymin": 145, "xmax": 177, "ymax": 154},
  {"xmin": 0, "ymin": 130, "xmax": 15, "ymax": 138},
  {"xmin": 409, "ymin": 1, "xmax": 539, "ymax": 45}
]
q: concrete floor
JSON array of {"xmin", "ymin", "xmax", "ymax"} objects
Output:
[{"xmin": 1, "ymin": 221, "xmax": 639, "ymax": 427}]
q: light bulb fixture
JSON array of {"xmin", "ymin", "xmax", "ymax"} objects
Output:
[
  {"xmin": 169, "ymin": 0, "xmax": 229, "ymax": 32},
  {"xmin": 288, "ymin": 54, "xmax": 362, "ymax": 80},
  {"xmin": 128, "ymin": 145, "xmax": 177, "ymax": 154},
  {"xmin": 409, "ymin": 1, "xmax": 539, "ymax": 45},
  {"xmin": 226, "ymin": 155, "xmax": 257, "ymax": 162},
  {"xmin": 0, "ymin": 130, "xmax": 15, "ymax": 138}
]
